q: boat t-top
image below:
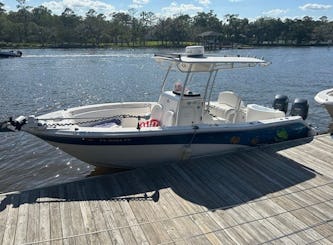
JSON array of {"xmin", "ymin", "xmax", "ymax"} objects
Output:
[{"xmin": 1, "ymin": 46, "xmax": 315, "ymax": 168}]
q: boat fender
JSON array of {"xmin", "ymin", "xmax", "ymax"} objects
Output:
[{"xmin": 139, "ymin": 119, "xmax": 160, "ymax": 128}]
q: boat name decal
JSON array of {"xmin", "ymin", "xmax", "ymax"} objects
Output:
[{"xmin": 81, "ymin": 137, "xmax": 132, "ymax": 143}]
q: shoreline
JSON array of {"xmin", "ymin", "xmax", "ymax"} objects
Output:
[{"xmin": 1, "ymin": 42, "xmax": 332, "ymax": 50}]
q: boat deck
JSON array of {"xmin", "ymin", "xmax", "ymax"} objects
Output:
[{"xmin": 1, "ymin": 134, "xmax": 333, "ymax": 244}]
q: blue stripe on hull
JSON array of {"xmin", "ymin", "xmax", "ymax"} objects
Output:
[
  {"xmin": 194, "ymin": 123, "xmax": 310, "ymax": 145},
  {"xmin": 35, "ymin": 122, "xmax": 310, "ymax": 147}
]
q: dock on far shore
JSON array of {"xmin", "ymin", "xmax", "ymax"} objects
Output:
[{"xmin": 0, "ymin": 134, "xmax": 333, "ymax": 244}]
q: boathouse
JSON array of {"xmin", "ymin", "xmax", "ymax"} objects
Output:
[{"xmin": 197, "ymin": 31, "xmax": 222, "ymax": 50}]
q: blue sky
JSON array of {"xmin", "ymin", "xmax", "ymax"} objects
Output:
[{"xmin": 2, "ymin": 0, "xmax": 333, "ymax": 20}]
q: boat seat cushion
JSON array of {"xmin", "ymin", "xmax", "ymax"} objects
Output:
[
  {"xmin": 218, "ymin": 91, "xmax": 242, "ymax": 108},
  {"xmin": 138, "ymin": 104, "xmax": 163, "ymax": 128},
  {"xmin": 213, "ymin": 91, "xmax": 243, "ymax": 121},
  {"xmin": 162, "ymin": 110, "xmax": 175, "ymax": 127},
  {"xmin": 151, "ymin": 103, "xmax": 163, "ymax": 120}
]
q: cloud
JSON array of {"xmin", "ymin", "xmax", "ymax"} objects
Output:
[
  {"xmin": 229, "ymin": 0, "xmax": 243, "ymax": 2},
  {"xmin": 42, "ymin": 0, "xmax": 115, "ymax": 16},
  {"xmin": 161, "ymin": 2, "xmax": 203, "ymax": 17},
  {"xmin": 262, "ymin": 9, "xmax": 289, "ymax": 17},
  {"xmin": 299, "ymin": 3, "xmax": 332, "ymax": 11},
  {"xmin": 133, "ymin": 0, "xmax": 149, "ymax": 4},
  {"xmin": 129, "ymin": 0, "xmax": 149, "ymax": 8},
  {"xmin": 197, "ymin": 0, "xmax": 211, "ymax": 6}
]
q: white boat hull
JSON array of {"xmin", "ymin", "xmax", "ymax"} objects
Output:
[
  {"xmin": 25, "ymin": 115, "xmax": 313, "ymax": 168},
  {"xmin": 43, "ymin": 141, "xmax": 247, "ymax": 168},
  {"xmin": 315, "ymin": 88, "xmax": 333, "ymax": 119}
]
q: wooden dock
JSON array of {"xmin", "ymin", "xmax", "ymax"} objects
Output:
[{"xmin": 1, "ymin": 134, "xmax": 333, "ymax": 244}]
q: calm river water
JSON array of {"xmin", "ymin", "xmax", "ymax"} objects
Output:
[{"xmin": 0, "ymin": 47, "xmax": 332, "ymax": 193}]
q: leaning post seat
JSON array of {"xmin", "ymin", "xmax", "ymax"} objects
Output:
[
  {"xmin": 210, "ymin": 91, "xmax": 244, "ymax": 122},
  {"xmin": 217, "ymin": 91, "xmax": 242, "ymax": 110}
]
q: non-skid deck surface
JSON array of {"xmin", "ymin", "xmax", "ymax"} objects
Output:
[{"xmin": 1, "ymin": 134, "xmax": 333, "ymax": 244}]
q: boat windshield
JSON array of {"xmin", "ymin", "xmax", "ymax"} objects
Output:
[{"xmin": 163, "ymin": 69, "xmax": 209, "ymax": 94}]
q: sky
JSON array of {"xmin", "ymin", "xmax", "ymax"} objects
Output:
[{"xmin": 2, "ymin": 0, "xmax": 333, "ymax": 20}]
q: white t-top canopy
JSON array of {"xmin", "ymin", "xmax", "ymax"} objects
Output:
[{"xmin": 154, "ymin": 47, "xmax": 270, "ymax": 72}]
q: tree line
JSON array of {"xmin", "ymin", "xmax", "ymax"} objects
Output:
[{"xmin": 1, "ymin": 0, "xmax": 333, "ymax": 48}]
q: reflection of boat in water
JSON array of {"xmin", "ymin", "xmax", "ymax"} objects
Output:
[
  {"xmin": 1, "ymin": 46, "xmax": 316, "ymax": 169},
  {"xmin": 315, "ymin": 88, "xmax": 333, "ymax": 119},
  {"xmin": 0, "ymin": 50, "xmax": 22, "ymax": 58}
]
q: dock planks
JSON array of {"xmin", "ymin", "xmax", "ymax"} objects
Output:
[{"xmin": 0, "ymin": 134, "xmax": 333, "ymax": 244}]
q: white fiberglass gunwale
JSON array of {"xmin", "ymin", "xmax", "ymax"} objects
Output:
[{"xmin": 31, "ymin": 115, "xmax": 303, "ymax": 136}]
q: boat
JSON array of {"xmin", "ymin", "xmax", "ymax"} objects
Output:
[
  {"xmin": 0, "ymin": 50, "xmax": 22, "ymax": 58},
  {"xmin": 315, "ymin": 88, "xmax": 333, "ymax": 119},
  {"xmin": 1, "ymin": 46, "xmax": 315, "ymax": 168}
]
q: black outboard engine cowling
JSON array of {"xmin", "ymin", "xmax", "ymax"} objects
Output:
[
  {"xmin": 290, "ymin": 98, "xmax": 309, "ymax": 120},
  {"xmin": 273, "ymin": 94, "xmax": 289, "ymax": 113}
]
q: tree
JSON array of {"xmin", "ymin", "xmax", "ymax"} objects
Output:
[
  {"xmin": 128, "ymin": 8, "xmax": 139, "ymax": 46},
  {"xmin": 169, "ymin": 14, "xmax": 192, "ymax": 46},
  {"xmin": 313, "ymin": 17, "xmax": 333, "ymax": 43},
  {"xmin": 138, "ymin": 11, "xmax": 156, "ymax": 46},
  {"xmin": 250, "ymin": 17, "xmax": 285, "ymax": 45},
  {"xmin": 0, "ymin": 2, "xmax": 6, "ymax": 14},
  {"xmin": 82, "ymin": 9, "xmax": 107, "ymax": 46},
  {"xmin": 288, "ymin": 19, "xmax": 312, "ymax": 44},
  {"xmin": 31, "ymin": 6, "xmax": 54, "ymax": 45},
  {"xmin": 58, "ymin": 8, "xmax": 81, "ymax": 45},
  {"xmin": 223, "ymin": 14, "xmax": 238, "ymax": 44},
  {"xmin": 13, "ymin": 0, "xmax": 32, "ymax": 42},
  {"xmin": 319, "ymin": 16, "xmax": 328, "ymax": 23},
  {"xmin": 110, "ymin": 12, "xmax": 132, "ymax": 45},
  {"xmin": 0, "ymin": 2, "xmax": 7, "ymax": 41},
  {"xmin": 0, "ymin": 6, "xmax": 333, "ymax": 47},
  {"xmin": 193, "ymin": 10, "xmax": 221, "ymax": 34},
  {"xmin": 153, "ymin": 18, "xmax": 169, "ymax": 46}
]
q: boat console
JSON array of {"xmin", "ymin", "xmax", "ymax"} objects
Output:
[{"xmin": 158, "ymin": 91, "xmax": 203, "ymax": 126}]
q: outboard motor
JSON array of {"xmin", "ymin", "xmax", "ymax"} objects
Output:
[
  {"xmin": 290, "ymin": 98, "xmax": 309, "ymax": 120},
  {"xmin": 273, "ymin": 94, "xmax": 289, "ymax": 113}
]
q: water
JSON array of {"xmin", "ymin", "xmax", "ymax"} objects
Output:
[{"xmin": 0, "ymin": 47, "xmax": 332, "ymax": 193}]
